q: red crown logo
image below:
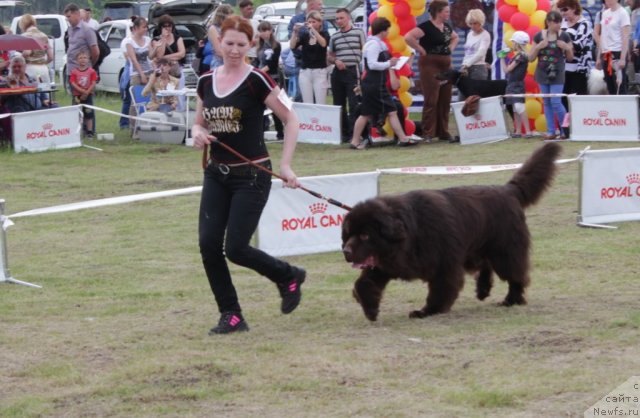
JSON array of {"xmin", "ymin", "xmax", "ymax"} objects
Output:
[
  {"xmin": 626, "ymin": 173, "xmax": 640, "ymax": 185},
  {"xmin": 42, "ymin": 123, "xmax": 53, "ymax": 130},
  {"xmin": 598, "ymin": 110, "xmax": 608, "ymax": 118},
  {"xmin": 310, "ymin": 117, "xmax": 319, "ymax": 124},
  {"xmin": 309, "ymin": 202, "xmax": 328, "ymax": 215}
]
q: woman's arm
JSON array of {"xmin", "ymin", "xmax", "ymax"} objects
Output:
[
  {"xmin": 404, "ymin": 27, "xmax": 426, "ymax": 56},
  {"xmin": 192, "ymin": 97, "xmax": 215, "ymax": 149},
  {"xmin": 163, "ymin": 37, "xmax": 186, "ymax": 62},
  {"xmin": 310, "ymin": 27, "xmax": 327, "ymax": 48},
  {"xmin": 208, "ymin": 26, "xmax": 222, "ymax": 59},
  {"xmin": 265, "ymin": 88, "xmax": 300, "ymax": 188}
]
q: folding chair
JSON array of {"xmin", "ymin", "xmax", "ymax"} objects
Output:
[{"xmin": 129, "ymin": 84, "xmax": 151, "ymax": 137}]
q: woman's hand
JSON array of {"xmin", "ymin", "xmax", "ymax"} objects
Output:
[
  {"xmin": 192, "ymin": 125, "xmax": 215, "ymax": 149},
  {"xmin": 280, "ymin": 165, "xmax": 299, "ymax": 188}
]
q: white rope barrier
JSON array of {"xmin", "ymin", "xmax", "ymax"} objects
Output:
[{"xmin": 378, "ymin": 148, "xmax": 585, "ymax": 176}]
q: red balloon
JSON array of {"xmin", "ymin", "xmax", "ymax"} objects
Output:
[
  {"xmin": 524, "ymin": 74, "xmax": 538, "ymax": 92},
  {"xmin": 526, "ymin": 25, "xmax": 540, "ymax": 40},
  {"xmin": 368, "ymin": 11, "xmax": 378, "ymax": 26},
  {"xmin": 537, "ymin": 0, "xmax": 551, "ymax": 12},
  {"xmin": 510, "ymin": 12, "xmax": 530, "ymax": 31},
  {"xmin": 498, "ymin": 4, "xmax": 518, "ymax": 23},
  {"xmin": 394, "ymin": 1, "xmax": 411, "ymax": 19},
  {"xmin": 398, "ymin": 63, "xmax": 413, "ymax": 77},
  {"xmin": 397, "ymin": 15, "xmax": 416, "ymax": 35},
  {"xmin": 371, "ymin": 127, "xmax": 381, "ymax": 138},
  {"xmin": 496, "ymin": 0, "xmax": 505, "ymax": 8},
  {"xmin": 404, "ymin": 119, "xmax": 416, "ymax": 136}
]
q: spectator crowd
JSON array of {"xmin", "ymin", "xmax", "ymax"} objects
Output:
[{"xmin": 1, "ymin": 0, "xmax": 639, "ymax": 146}]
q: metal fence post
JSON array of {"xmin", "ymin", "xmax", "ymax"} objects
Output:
[{"xmin": 0, "ymin": 200, "xmax": 41, "ymax": 288}]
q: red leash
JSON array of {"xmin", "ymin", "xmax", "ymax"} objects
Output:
[{"xmin": 201, "ymin": 143, "xmax": 353, "ymax": 212}]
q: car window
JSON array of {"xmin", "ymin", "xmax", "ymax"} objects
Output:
[
  {"xmin": 105, "ymin": 6, "xmax": 134, "ymax": 20},
  {"xmin": 34, "ymin": 18, "xmax": 62, "ymax": 38},
  {"xmin": 107, "ymin": 25, "xmax": 127, "ymax": 49},
  {"xmin": 98, "ymin": 24, "xmax": 112, "ymax": 41}
]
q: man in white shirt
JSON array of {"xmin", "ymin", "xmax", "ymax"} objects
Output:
[{"xmin": 596, "ymin": 0, "xmax": 630, "ymax": 94}]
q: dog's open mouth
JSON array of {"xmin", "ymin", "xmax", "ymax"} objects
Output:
[{"xmin": 351, "ymin": 255, "xmax": 377, "ymax": 269}]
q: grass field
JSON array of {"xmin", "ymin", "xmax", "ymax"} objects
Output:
[{"xmin": 1, "ymin": 91, "xmax": 639, "ymax": 417}]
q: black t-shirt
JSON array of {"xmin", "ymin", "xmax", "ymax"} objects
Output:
[
  {"xmin": 196, "ymin": 68, "xmax": 276, "ymax": 164},
  {"xmin": 417, "ymin": 20, "xmax": 453, "ymax": 56},
  {"xmin": 296, "ymin": 30, "xmax": 330, "ymax": 69}
]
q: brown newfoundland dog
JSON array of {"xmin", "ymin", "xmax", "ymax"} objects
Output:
[{"xmin": 342, "ymin": 143, "xmax": 561, "ymax": 321}]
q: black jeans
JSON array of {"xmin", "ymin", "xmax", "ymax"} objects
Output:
[
  {"xmin": 198, "ymin": 162, "xmax": 297, "ymax": 313},
  {"xmin": 331, "ymin": 66, "xmax": 359, "ymax": 140}
]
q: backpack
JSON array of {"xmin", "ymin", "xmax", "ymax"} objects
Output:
[{"xmin": 64, "ymin": 28, "xmax": 111, "ymax": 70}]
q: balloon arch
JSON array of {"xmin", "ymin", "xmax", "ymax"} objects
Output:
[{"xmin": 363, "ymin": 0, "xmax": 551, "ymax": 133}]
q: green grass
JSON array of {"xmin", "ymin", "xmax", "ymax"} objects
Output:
[{"xmin": 1, "ymin": 90, "xmax": 640, "ymax": 417}]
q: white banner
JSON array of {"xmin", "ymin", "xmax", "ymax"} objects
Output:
[
  {"xmin": 257, "ymin": 171, "xmax": 379, "ymax": 257},
  {"xmin": 12, "ymin": 106, "xmax": 82, "ymax": 153},
  {"xmin": 451, "ymin": 96, "xmax": 509, "ymax": 145},
  {"xmin": 579, "ymin": 147, "xmax": 640, "ymax": 224},
  {"xmin": 292, "ymin": 102, "xmax": 342, "ymax": 144},
  {"xmin": 569, "ymin": 95, "xmax": 639, "ymax": 142}
]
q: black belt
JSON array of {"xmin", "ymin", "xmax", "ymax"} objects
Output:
[{"xmin": 207, "ymin": 159, "xmax": 271, "ymax": 177}]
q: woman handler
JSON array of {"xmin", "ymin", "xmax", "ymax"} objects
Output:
[{"xmin": 192, "ymin": 16, "xmax": 306, "ymax": 335}]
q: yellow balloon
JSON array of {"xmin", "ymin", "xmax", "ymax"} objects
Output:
[
  {"xmin": 527, "ymin": 58, "xmax": 537, "ymax": 76},
  {"xmin": 411, "ymin": 6, "xmax": 426, "ymax": 16},
  {"xmin": 400, "ymin": 91, "xmax": 412, "ymax": 108},
  {"xmin": 399, "ymin": 75, "xmax": 410, "ymax": 93},
  {"xmin": 389, "ymin": 36, "xmax": 407, "ymax": 52},
  {"xmin": 531, "ymin": 10, "xmax": 547, "ymax": 29},
  {"xmin": 377, "ymin": 4, "xmax": 394, "ymax": 21},
  {"xmin": 534, "ymin": 114, "xmax": 547, "ymax": 133},
  {"xmin": 408, "ymin": 0, "xmax": 424, "ymax": 10},
  {"xmin": 388, "ymin": 23, "xmax": 400, "ymax": 39},
  {"xmin": 525, "ymin": 98, "xmax": 542, "ymax": 119},
  {"xmin": 503, "ymin": 22, "xmax": 513, "ymax": 33},
  {"xmin": 383, "ymin": 118, "xmax": 393, "ymax": 136},
  {"xmin": 518, "ymin": 0, "xmax": 537, "ymax": 15},
  {"xmin": 505, "ymin": 0, "xmax": 518, "ymax": 5},
  {"xmin": 379, "ymin": 0, "xmax": 391, "ymax": 5},
  {"xmin": 504, "ymin": 29, "xmax": 515, "ymax": 48}
]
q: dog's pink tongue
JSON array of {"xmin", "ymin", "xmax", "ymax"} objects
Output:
[{"xmin": 351, "ymin": 256, "xmax": 376, "ymax": 269}]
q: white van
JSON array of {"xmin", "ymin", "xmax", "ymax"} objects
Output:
[{"xmin": 11, "ymin": 14, "xmax": 68, "ymax": 83}]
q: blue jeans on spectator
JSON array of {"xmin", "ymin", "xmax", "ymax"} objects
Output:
[
  {"xmin": 119, "ymin": 64, "xmax": 131, "ymax": 128},
  {"xmin": 539, "ymin": 83, "xmax": 566, "ymax": 135}
]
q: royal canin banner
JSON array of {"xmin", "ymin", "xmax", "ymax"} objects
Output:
[
  {"xmin": 257, "ymin": 172, "xmax": 379, "ymax": 256},
  {"xmin": 579, "ymin": 147, "xmax": 640, "ymax": 225},
  {"xmin": 450, "ymin": 96, "xmax": 509, "ymax": 145},
  {"xmin": 292, "ymin": 102, "xmax": 342, "ymax": 144},
  {"xmin": 569, "ymin": 96, "xmax": 639, "ymax": 142},
  {"xmin": 12, "ymin": 106, "xmax": 82, "ymax": 153}
]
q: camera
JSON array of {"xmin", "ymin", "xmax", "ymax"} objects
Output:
[{"xmin": 546, "ymin": 63, "xmax": 557, "ymax": 80}]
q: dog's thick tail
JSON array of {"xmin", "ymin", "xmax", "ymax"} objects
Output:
[{"xmin": 507, "ymin": 143, "xmax": 561, "ymax": 208}]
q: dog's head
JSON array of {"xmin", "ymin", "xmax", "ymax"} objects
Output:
[
  {"xmin": 435, "ymin": 69, "xmax": 461, "ymax": 85},
  {"xmin": 341, "ymin": 198, "xmax": 406, "ymax": 270}
]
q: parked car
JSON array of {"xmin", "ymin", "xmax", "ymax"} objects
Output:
[
  {"xmin": 254, "ymin": 1, "xmax": 299, "ymax": 20},
  {"xmin": 103, "ymin": 0, "xmax": 154, "ymax": 21},
  {"xmin": 148, "ymin": 0, "xmax": 214, "ymax": 87},
  {"xmin": 89, "ymin": 0, "xmax": 214, "ymax": 93},
  {"xmin": 10, "ymin": 14, "xmax": 68, "ymax": 83}
]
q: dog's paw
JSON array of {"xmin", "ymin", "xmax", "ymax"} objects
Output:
[
  {"xmin": 499, "ymin": 295, "xmax": 527, "ymax": 306},
  {"xmin": 409, "ymin": 310, "xmax": 427, "ymax": 319},
  {"xmin": 363, "ymin": 308, "xmax": 379, "ymax": 322}
]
